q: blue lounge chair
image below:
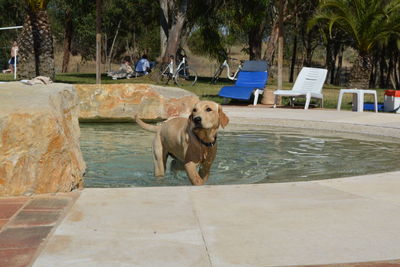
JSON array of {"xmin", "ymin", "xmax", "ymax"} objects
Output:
[
  {"xmin": 218, "ymin": 70, "xmax": 268, "ymax": 105},
  {"xmin": 241, "ymin": 60, "xmax": 268, "ymax": 72}
]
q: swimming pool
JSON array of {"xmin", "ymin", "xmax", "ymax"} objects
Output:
[{"xmin": 80, "ymin": 123, "xmax": 400, "ymax": 187}]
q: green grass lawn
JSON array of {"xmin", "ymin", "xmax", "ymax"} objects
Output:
[{"xmin": 0, "ymin": 72, "xmax": 386, "ymax": 111}]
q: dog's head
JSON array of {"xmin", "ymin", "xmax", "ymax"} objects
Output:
[{"xmin": 189, "ymin": 101, "xmax": 229, "ymax": 130}]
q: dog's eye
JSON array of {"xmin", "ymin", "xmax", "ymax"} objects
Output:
[
  {"xmin": 206, "ymin": 107, "xmax": 212, "ymax": 112},
  {"xmin": 192, "ymin": 108, "xmax": 197, "ymax": 112}
]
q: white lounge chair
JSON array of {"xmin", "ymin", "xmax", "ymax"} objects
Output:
[{"xmin": 273, "ymin": 67, "xmax": 328, "ymax": 109}]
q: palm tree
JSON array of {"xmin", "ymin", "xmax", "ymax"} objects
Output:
[
  {"xmin": 18, "ymin": 0, "xmax": 55, "ymax": 80},
  {"xmin": 309, "ymin": 0, "xmax": 400, "ymax": 88}
]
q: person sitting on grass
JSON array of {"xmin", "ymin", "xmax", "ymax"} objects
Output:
[
  {"xmin": 135, "ymin": 54, "xmax": 151, "ymax": 76},
  {"xmin": 107, "ymin": 58, "xmax": 133, "ymax": 80}
]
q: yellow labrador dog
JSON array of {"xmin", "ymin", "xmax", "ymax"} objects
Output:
[{"xmin": 136, "ymin": 100, "xmax": 229, "ymax": 185}]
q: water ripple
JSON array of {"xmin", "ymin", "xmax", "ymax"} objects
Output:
[{"xmin": 80, "ymin": 123, "xmax": 400, "ymax": 187}]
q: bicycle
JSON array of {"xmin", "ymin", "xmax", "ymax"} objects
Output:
[
  {"xmin": 157, "ymin": 55, "xmax": 198, "ymax": 86},
  {"xmin": 210, "ymin": 57, "xmax": 244, "ymax": 84}
]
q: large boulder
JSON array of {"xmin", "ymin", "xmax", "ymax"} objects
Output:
[
  {"xmin": 0, "ymin": 82, "xmax": 85, "ymax": 196},
  {"xmin": 75, "ymin": 84, "xmax": 199, "ymax": 122}
]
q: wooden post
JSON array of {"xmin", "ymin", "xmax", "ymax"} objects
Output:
[
  {"xmin": 14, "ymin": 48, "xmax": 18, "ymax": 80},
  {"xmin": 96, "ymin": 0, "xmax": 102, "ymax": 85}
]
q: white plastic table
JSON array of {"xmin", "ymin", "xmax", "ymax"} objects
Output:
[{"xmin": 337, "ymin": 89, "xmax": 378, "ymax": 112}]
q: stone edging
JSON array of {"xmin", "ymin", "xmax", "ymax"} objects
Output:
[{"xmin": 228, "ymin": 117, "xmax": 400, "ymax": 139}]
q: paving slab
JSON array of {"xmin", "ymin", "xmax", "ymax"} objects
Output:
[
  {"xmin": 24, "ymin": 198, "xmax": 70, "ymax": 210},
  {"xmin": 9, "ymin": 210, "xmax": 62, "ymax": 227},
  {"xmin": 316, "ymin": 171, "xmax": 400, "ymax": 206},
  {"xmin": 0, "ymin": 219, "xmax": 7, "ymax": 230},
  {"xmin": 0, "ymin": 194, "xmax": 78, "ymax": 267},
  {"xmin": 190, "ymin": 182, "xmax": 400, "ymax": 266},
  {"xmin": 33, "ymin": 187, "xmax": 210, "ymax": 267},
  {"xmin": 0, "ymin": 226, "xmax": 53, "ymax": 249},
  {"xmin": 0, "ymin": 203, "xmax": 25, "ymax": 220},
  {"xmin": 0, "ymin": 247, "xmax": 38, "ymax": 267}
]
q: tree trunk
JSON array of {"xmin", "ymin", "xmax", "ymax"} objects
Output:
[
  {"xmin": 334, "ymin": 45, "xmax": 343, "ymax": 85},
  {"xmin": 394, "ymin": 51, "xmax": 400, "ymax": 89},
  {"xmin": 160, "ymin": 0, "xmax": 169, "ymax": 59},
  {"xmin": 263, "ymin": 19, "xmax": 279, "ymax": 64},
  {"xmin": 277, "ymin": 0, "xmax": 284, "ymax": 91},
  {"xmin": 62, "ymin": 9, "xmax": 73, "ymax": 73},
  {"xmin": 248, "ymin": 23, "xmax": 265, "ymax": 60},
  {"xmin": 324, "ymin": 38, "xmax": 333, "ymax": 82},
  {"xmin": 379, "ymin": 45, "xmax": 387, "ymax": 88},
  {"xmin": 17, "ymin": 13, "xmax": 37, "ymax": 79},
  {"xmin": 36, "ymin": 11, "xmax": 55, "ymax": 80},
  {"xmin": 289, "ymin": 34, "xmax": 298, "ymax": 83},
  {"xmin": 386, "ymin": 55, "xmax": 393, "ymax": 88},
  {"xmin": 330, "ymin": 42, "xmax": 340, "ymax": 84},
  {"xmin": 106, "ymin": 20, "xmax": 121, "ymax": 70},
  {"xmin": 370, "ymin": 55, "xmax": 378, "ymax": 88},
  {"xmin": 349, "ymin": 54, "xmax": 372, "ymax": 89},
  {"xmin": 303, "ymin": 31, "xmax": 314, "ymax": 67},
  {"xmin": 263, "ymin": 0, "xmax": 290, "ymax": 65},
  {"xmin": 162, "ymin": 0, "xmax": 187, "ymax": 63},
  {"xmin": 17, "ymin": 10, "xmax": 55, "ymax": 80}
]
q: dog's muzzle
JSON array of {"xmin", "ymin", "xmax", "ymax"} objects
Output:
[{"xmin": 193, "ymin": 116, "xmax": 202, "ymax": 128}]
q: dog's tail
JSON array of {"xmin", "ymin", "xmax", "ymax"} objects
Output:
[{"xmin": 135, "ymin": 115, "xmax": 161, "ymax": 132}]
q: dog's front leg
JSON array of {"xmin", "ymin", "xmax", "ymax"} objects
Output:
[
  {"xmin": 198, "ymin": 149, "xmax": 216, "ymax": 184},
  {"xmin": 199, "ymin": 166, "xmax": 210, "ymax": 184},
  {"xmin": 184, "ymin": 162, "xmax": 204, "ymax": 185}
]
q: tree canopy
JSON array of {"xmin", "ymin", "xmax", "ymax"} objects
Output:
[
  {"xmin": 1, "ymin": 0, "xmax": 400, "ymax": 88},
  {"xmin": 310, "ymin": 0, "xmax": 400, "ymax": 88}
]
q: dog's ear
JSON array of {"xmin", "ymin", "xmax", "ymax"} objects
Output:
[{"xmin": 218, "ymin": 106, "xmax": 229, "ymax": 128}]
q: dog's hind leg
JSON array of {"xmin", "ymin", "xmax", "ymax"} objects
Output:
[
  {"xmin": 153, "ymin": 134, "xmax": 167, "ymax": 177},
  {"xmin": 170, "ymin": 159, "xmax": 185, "ymax": 177}
]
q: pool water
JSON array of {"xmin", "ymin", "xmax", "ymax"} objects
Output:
[{"xmin": 80, "ymin": 123, "xmax": 400, "ymax": 187}]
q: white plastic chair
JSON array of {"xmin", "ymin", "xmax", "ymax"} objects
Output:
[{"xmin": 273, "ymin": 67, "xmax": 328, "ymax": 110}]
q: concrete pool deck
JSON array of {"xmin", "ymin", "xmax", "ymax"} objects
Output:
[{"xmin": 2, "ymin": 107, "xmax": 400, "ymax": 266}]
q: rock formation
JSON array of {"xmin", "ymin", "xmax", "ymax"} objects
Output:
[
  {"xmin": 0, "ymin": 82, "xmax": 85, "ymax": 196},
  {"xmin": 75, "ymin": 84, "xmax": 199, "ymax": 122}
]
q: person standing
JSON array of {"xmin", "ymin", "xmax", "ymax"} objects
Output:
[{"xmin": 9, "ymin": 41, "xmax": 18, "ymax": 73}]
